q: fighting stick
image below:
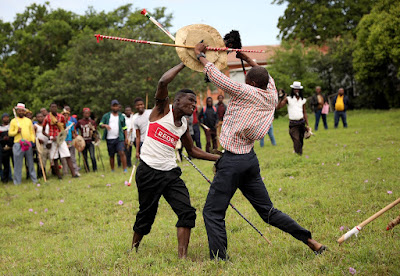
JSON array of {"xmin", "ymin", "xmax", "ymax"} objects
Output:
[
  {"xmin": 181, "ymin": 153, "xmax": 272, "ymax": 245},
  {"xmin": 94, "ymin": 34, "xmax": 265, "ymax": 53},
  {"xmin": 141, "ymin": 9, "xmax": 176, "ymax": 41},
  {"xmin": 127, "ymin": 159, "xmax": 139, "ymax": 186},
  {"xmin": 338, "ymin": 197, "xmax": 400, "ymax": 244},
  {"xmin": 386, "ymin": 214, "xmax": 400, "ymax": 231}
]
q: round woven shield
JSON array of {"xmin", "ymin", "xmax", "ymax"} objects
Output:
[{"xmin": 175, "ymin": 24, "xmax": 227, "ymax": 72}]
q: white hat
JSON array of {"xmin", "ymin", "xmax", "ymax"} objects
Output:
[
  {"xmin": 15, "ymin": 103, "xmax": 26, "ymax": 110},
  {"xmin": 290, "ymin": 81, "xmax": 303, "ymax": 89}
]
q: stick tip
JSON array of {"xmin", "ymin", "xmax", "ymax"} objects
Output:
[{"xmin": 141, "ymin": 9, "xmax": 147, "ymax": 15}]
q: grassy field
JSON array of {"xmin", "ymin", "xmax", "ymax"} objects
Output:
[{"xmin": 1, "ymin": 109, "xmax": 399, "ymax": 275}]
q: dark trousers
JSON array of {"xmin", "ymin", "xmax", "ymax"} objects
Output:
[
  {"xmin": 83, "ymin": 143, "xmax": 97, "ymax": 172},
  {"xmin": 125, "ymin": 146, "xmax": 132, "ymax": 167},
  {"xmin": 117, "ymin": 147, "xmax": 132, "ymax": 167},
  {"xmin": 1, "ymin": 149, "xmax": 12, "ymax": 183},
  {"xmin": 192, "ymin": 124, "xmax": 202, "ymax": 149},
  {"xmin": 334, "ymin": 111, "xmax": 347, "ymax": 128},
  {"xmin": 203, "ymin": 150, "xmax": 311, "ymax": 260},
  {"xmin": 133, "ymin": 161, "xmax": 196, "ymax": 235},
  {"xmin": 289, "ymin": 120, "xmax": 306, "ymax": 155},
  {"xmin": 314, "ymin": 109, "xmax": 328, "ymax": 130},
  {"xmin": 205, "ymin": 129, "xmax": 217, "ymax": 153}
]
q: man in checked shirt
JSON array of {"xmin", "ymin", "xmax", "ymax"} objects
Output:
[{"xmin": 194, "ymin": 43, "xmax": 326, "ymax": 260}]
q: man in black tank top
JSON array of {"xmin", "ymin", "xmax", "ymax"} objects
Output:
[{"xmin": 131, "ymin": 63, "xmax": 219, "ymax": 259}]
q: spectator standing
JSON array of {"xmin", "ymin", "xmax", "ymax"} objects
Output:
[
  {"xmin": 76, "ymin": 108, "xmax": 97, "ymax": 172},
  {"xmin": 310, "ymin": 86, "xmax": 328, "ymax": 130},
  {"xmin": 199, "ymin": 97, "xmax": 218, "ymax": 153},
  {"xmin": 42, "ymin": 103, "xmax": 78, "ymax": 179},
  {"xmin": 277, "ymin": 81, "xmax": 309, "ymax": 155},
  {"xmin": 0, "ymin": 113, "xmax": 13, "ymax": 183},
  {"xmin": 133, "ymin": 97, "xmax": 151, "ymax": 160},
  {"xmin": 333, "ymin": 88, "xmax": 349, "ymax": 128},
  {"xmin": 215, "ymin": 95, "xmax": 226, "ymax": 148},
  {"xmin": 191, "ymin": 106, "xmax": 201, "ymax": 149},
  {"xmin": 34, "ymin": 113, "xmax": 50, "ymax": 179},
  {"xmin": 100, "ymin": 100, "xmax": 128, "ymax": 172},
  {"xmin": 8, "ymin": 103, "xmax": 37, "ymax": 185},
  {"xmin": 123, "ymin": 106, "xmax": 137, "ymax": 167},
  {"xmin": 60, "ymin": 111, "xmax": 80, "ymax": 176}
]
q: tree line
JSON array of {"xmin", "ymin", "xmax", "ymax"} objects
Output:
[
  {"xmin": 0, "ymin": 1, "xmax": 399, "ymax": 119},
  {"xmin": 0, "ymin": 3, "xmax": 208, "ymax": 118},
  {"xmin": 269, "ymin": 0, "xmax": 400, "ymax": 109}
]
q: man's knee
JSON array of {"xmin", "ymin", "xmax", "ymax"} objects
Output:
[{"xmin": 176, "ymin": 207, "xmax": 196, "ymax": 228}]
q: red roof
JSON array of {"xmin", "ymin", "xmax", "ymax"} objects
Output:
[{"xmin": 227, "ymin": 45, "xmax": 280, "ymax": 68}]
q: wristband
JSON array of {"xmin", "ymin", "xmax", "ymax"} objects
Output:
[{"xmin": 196, "ymin": 52, "xmax": 206, "ymax": 61}]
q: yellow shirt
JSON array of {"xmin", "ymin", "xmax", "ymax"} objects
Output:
[
  {"xmin": 8, "ymin": 117, "xmax": 35, "ymax": 143},
  {"xmin": 335, "ymin": 95, "xmax": 345, "ymax": 111}
]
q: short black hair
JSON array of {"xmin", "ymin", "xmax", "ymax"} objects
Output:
[
  {"xmin": 134, "ymin": 97, "xmax": 144, "ymax": 104},
  {"xmin": 50, "ymin": 102, "xmax": 57, "ymax": 107},
  {"xmin": 175, "ymin": 89, "xmax": 196, "ymax": 100},
  {"xmin": 125, "ymin": 106, "xmax": 132, "ymax": 109},
  {"xmin": 36, "ymin": 112, "xmax": 43, "ymax": 116},
  {"xmin": 246, "ymin": 66, "xmax": 269, "ymax": 89}
]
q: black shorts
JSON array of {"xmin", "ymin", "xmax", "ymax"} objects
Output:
[
  {"xmin": 133, "ymin": 161, "xmax": 196, "ymax": 235},
  {"xmin": 106, "ymin": 138, "xmax": 125, "ymax": 157}
]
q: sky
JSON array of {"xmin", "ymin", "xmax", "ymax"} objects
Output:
[{"xmin": 0, "ymin": 0, "xmax": 287, "ymax": 46}]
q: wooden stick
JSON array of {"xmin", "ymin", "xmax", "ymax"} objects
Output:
[
  {"xmin": 128, "ymin": 159, "xmax": 139, "ymax": 185},
  {"xmin": 386, "ymin": 214, "xmax": 400, "ymax": 231},
  {"xmin": 94, "ymin": 34, "xmax": 266, "ymax": 53},
  {"xmin": 38, "ymin": 151, "xmax": 47, "ymax": 182},
  {"xmin": 338, "ymin": 197, "xmax": 400, "ymax": 244},
  {"xmin": 200, "ymin": 123, "xmax": 210, "ymax": 130}
]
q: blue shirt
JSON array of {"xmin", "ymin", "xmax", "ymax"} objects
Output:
[{"xmin": 66, "ymin": 121, "xmax": 74, "ymax": 142}]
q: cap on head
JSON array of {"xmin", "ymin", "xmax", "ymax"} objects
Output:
[
  {"xmin": 83, "ymin": 107, "xmax": 91, "ymax": 113},
  {"xmin": 15, "ymin": 103, "xmax": 26, "ymax": 110},
  {"xmin": 111, "ymin": 99, "xmax": 120, "ymax": 106},
  {"xmin": 290, "ymin": 81, "xmax": 303, "ymax": 89},
  {"xmin": 2, "ymin": 113, "xmax": 9, "ymax": 119}
]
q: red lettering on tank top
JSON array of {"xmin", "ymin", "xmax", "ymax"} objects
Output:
[{"xmin": 147, "ymin": 122, "xmax": 180, "ymax": 148}]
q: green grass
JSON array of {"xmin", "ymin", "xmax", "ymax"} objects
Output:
[{"xmin": 1, "ymin": 109, "xmax": 399, "ymax": 275}]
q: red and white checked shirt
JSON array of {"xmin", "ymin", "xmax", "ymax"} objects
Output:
[
  {"xmin": 203, "ymin": 62, "xmax": 278, "ymax": 154},
  {"xmin": 42, "ymin": 113, "xmax": 66, "ymax": 138}
]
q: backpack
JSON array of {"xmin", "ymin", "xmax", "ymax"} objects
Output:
[{"xmin": 202, "ymin": 106, "xmax": 217, "ymax": 119}]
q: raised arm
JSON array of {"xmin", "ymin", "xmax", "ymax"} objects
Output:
[
  {"xmin": 236, "ymin": 52, "xmax": 258, "ymax": 67},
  {"xmin": 276, "ymin": 96, "xmax": 288, "ymax": 110},
  {"xmin": 151, "ymin": 63, "xmax": 186, "ymax": 120}
]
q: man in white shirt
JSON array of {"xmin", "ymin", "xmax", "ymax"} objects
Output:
[
  {"xmin": 100, "ymin": 100, "xmax": 128, "ymax": 172},
  {"xmin": 277, "ymin": 81, "xmax": 310, "ymax": 155},
  {"xmin": 133, "ymin": 97, "xmax": 152, "ymax": 160},
  {"xmin": 123, "ymin": 106, "xmax": 138, "ymax": 167}
]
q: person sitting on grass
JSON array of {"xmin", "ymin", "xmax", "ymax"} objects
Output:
[
  {"xmin": 195, "ymin": 42, "xmax": 327, "ymax": 260},
  {"xmin": 131, "ymin": 63, "xmax": 219, "ymax": 259}
]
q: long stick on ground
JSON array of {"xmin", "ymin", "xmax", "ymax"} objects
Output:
[
  {"xmin": 181, "ymin": 153, "xmax": 272, "ymax": 245},
  {"xmin": 338, "ymin": 197, "xmax": 400, "ymax": 244},
  {"xmin": 94, "ymin": 34, "xmax": 265, "ymax": 53}
]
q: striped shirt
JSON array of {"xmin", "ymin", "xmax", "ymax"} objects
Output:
[{"xmin": 203, "ymin": 62, "xmax": 278, "ymax": 154}]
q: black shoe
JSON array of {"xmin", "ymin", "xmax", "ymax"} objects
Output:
[{"xmin": 72, "ymin": 175, "xmax": 79, "ymax": 178}]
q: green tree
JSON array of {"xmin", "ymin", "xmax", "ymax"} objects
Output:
[
  {"xmin": 353, "ymin": 0, "xmax": 400, "ymax": 108},
  {"xmin": 32, "ymin": 7, "xmax": 207, "ymax": 117},
  {"xmin": 268, "ymin": 40, "xmax": 322, "ymax": 95},
  {"xmin": 273, "ymin": 0, "xmax": 375, "ymax": 43}
]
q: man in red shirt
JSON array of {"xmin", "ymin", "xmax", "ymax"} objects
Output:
[
  {"xmin": 215, "ymin": 94, "xmax": 226, "ymax": 148},
  {"xmin": 191, "ymin": 107, "xmax": 201, "ymax": 149},
  {"xmin": 76, "ymin": 108, "xmax": 97, "ymax": 172},
  {"xmin": 195, "ymin": 43, "xmax": 326, "ymax": 260},
  {"xmin": 42, "ymin": 103, "xmax": 78, "ymax": 179}
]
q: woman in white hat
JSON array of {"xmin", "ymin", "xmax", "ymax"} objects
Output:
[{"xmin": 277, "ymin": 81, "xmax": 309, "ymax": 155}]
